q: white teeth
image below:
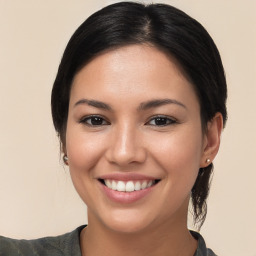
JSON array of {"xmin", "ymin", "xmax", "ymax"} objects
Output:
[
  {"xmin": 134, "ymin": 181, "xmax": 141, "ymax": 191},
  {"xmin": 111, "ymin": 180, "xmax": 117, "ymax": 190},
  {"xmin": 147, "ymin": 180, "xmax": 153, "ymax": 188},
  {"xmin": 125, "ymin": 181, "xmax": 135, "ymax": 192},
  {"xmin": 116, "ymin": 181, "xmax": 126, "ymax": 192},
  {"xmin": 104, "ymin": 179, "xmax": 156, "ymax": 192},
  {"xmin": 141, "ymin": 181, "xmax": 147, "ymax": 189},
  {"xmin": 105, "ymin": 179, "xmax": 112, "ymax": 188}
]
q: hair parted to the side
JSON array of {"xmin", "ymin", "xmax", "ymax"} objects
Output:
[{"xmin": 51, "ymin": 2, "xmax": 227, "ymax": 229}]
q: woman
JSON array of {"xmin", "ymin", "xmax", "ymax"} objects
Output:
[{"xmin": 0, "ymin": 2, "xmax": 227, "ymax": 255}]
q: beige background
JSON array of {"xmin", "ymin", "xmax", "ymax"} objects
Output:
[{"xmin": 0, "ymin": 0, "xmax": 255, "ymax": 255}]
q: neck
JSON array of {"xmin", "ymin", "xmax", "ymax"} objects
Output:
[{"xmin": 80, "ymin": 214, "xmax": 197, "ymax": 256}]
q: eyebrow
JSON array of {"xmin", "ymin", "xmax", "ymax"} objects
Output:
[
  {"xmin": 73, "ymin": 98, "xmax": 186, "ymax": 111},
  {"xmin": 74, "ymin": 99, "xmax": 112, "ymax": 110},
  {"xmin": 138, "ymin": 98, "xmax": 187, "ymax": 111}
]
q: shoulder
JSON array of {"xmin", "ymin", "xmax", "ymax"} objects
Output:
[
  {"xmin": 0, "ymin": 226, "xmax": 85, "ymax": 256},
  {"xmin": 191, "ymin": 231, "xmax": 217, "ymax": 256}
]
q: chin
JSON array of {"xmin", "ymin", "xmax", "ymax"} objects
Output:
[
  {"xmin": 88, "ymin": 209, "xmax": 152, "ymax": 235},
  {"xmin": 97, "ymin": 208, "xmax": 159, "ymax": 235}
]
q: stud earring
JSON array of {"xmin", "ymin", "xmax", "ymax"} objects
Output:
[
  {"xmin": 206, "ymin": 158, "xmax": 211, "ymax": 164},
  {"xmin": 63, "ymin": 155, "xmax": 69, "ymax": 165}
]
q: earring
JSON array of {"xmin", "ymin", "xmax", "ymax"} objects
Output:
[
  {"xmin": 206, "ymin": 158, "xmax": 211, "ymax": 164},
  {"xmin": 63, "ymin": 155, "xmax": 69, "ymax": 165}
]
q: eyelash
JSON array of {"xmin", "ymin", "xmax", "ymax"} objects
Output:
[
  {"xmin": 79, "ymin": 115, "xmax": 177, "ymax": 127},
  {"xmin": 79, "ymin": 115, "xmax": 110, "ymax": 126},
  {"xmin": 146, "ymin": 115, "xmax": 177, "ymax": 126}
]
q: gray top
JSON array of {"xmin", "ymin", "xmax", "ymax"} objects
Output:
[{"xmin": 0, "ymin": 226, "xmax": 216, "ymax": 256}]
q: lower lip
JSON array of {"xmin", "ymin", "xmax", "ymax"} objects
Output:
[{"xmin": 100, "ymin": 182, "xmax": 156, "ymax": 204}]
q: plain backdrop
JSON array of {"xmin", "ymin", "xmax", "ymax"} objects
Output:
[{"xmin": 0, "ymin": 1, "xmax": 255, "ymax": 255}]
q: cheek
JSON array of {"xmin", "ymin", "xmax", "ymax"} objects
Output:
[
  {"xmin": 65, "ymin": 126, "xmax": 105, "ymax": 174},
  {"xmin": 148, "ymin": 129, "xmax": 203, "ymax": 183},
  {"xmin": 65, "ymin": 127, "xmax": 107, "ymax": 204}
]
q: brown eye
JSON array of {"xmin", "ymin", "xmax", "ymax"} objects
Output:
[
  {"xmin": 147, "ymin": 116, "xmax": 176, "ymax": 126},
  {"xmin": 80, "ymin": 115, "xmax": 109, "ymax": 126}
]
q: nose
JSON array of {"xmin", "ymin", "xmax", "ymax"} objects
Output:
[{"xmin": 105, "ymin": 124, "xmax": 146, "ymax": 166}]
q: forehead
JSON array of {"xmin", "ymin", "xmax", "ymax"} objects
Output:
[{"xmin": 70, "ymin": 44, "xmax": 199, "ymax": 108}]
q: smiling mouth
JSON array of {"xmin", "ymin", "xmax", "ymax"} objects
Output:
[{"xmin": 99, "ymin": 179, "xmax": 160, "ymax": 192}]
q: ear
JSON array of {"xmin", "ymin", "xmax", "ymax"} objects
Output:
[
  {"xmin": 61, "ymin": 142, "xmax": 69, "ymax": 166},
  {"xmin": 200, "ymin": 112, "xmax": 223, "ymax": 168}
]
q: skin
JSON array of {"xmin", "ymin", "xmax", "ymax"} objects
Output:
[{"xmin": 65, "ymin": 44, "xmax": 223, "ymax": 256}]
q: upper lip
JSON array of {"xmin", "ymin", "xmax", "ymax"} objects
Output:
[{"xmin": 97, "ymin": 173, "xmax": 161, "ymax": 181}]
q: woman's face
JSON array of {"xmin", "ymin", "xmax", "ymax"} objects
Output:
[{"xmin": 66, "ymin": 45, "xmax": 208, "ymax": 233}]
